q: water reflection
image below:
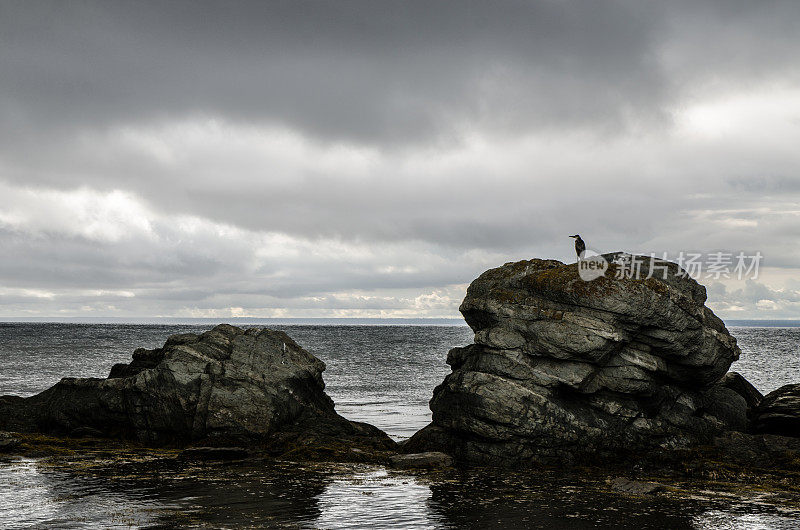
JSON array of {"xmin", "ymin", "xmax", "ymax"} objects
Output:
[
  {"xmin": 426, "ymin": 468, "xmax": 697, "ymax": 529},
  {"xmin": 0, "ymin": 457, "xmax": 178, "ymax": 529},
  {"xmin": 694, "ymin": 510, "xmax": 800, "ymax": 530},
  {"xmin": 0, "ymin": 458, "xmax": 59, "ymax": 528},
  {"xmin": 2, "ymin": 456, "xmax": 800, "ymax": 529},
  {"xmin": 0, "ymin": 456, "xmax": 332, "ymax": 529},
  {"xmin": 146, "ymin": 461, "xmax": 329, "ymax": 528},
  {"xmin": 314, "ymin": 468, "xmax": 438, "ymax": 529}
]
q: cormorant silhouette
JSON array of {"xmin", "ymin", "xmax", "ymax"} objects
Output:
[{"xmin": 569, "ymin": 234, "xmax": 586, "ymax": 259}]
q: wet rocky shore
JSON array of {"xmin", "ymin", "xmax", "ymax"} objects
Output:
[
  {"xmin": 1, "ymin": 430, "xmax": 799, "ymax": 528},
  {"xmin": 1, "ymin": 254, "xmax": 800, "ymax": 523}
]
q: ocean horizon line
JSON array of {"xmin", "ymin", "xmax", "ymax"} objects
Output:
[
  {"xmin": 1, "ymin": 316, "xmax": 800, "ymax": 327},
  {"xmin": 0, "ymin": 316, "xmax": 469, "ymax": 326}
]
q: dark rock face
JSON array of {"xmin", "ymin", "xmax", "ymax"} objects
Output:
[
  {"xmin": 406, "ymin": 255, "xmax": 747, "ymax": 465},
  {"xmin": 714, "ymin": 431, "xmax": 800, "ymax": 468},
  {"xmin": 700, "ymin": 384, "xmax": 748, "ymax": 434},
  {"xmin": 752, "ymin": 384, "xmax": 800, "ymax": 437},
  {"xmin": 0, "ymin": 325, "xmax": 394, "ymax": 453},
  {"xmin": 719, "ymin": 372, "xmax": 764, "ymax": 410}
]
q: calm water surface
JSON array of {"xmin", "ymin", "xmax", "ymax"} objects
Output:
[{"xmin": 0, "ymin": 323, "xmax": 798, "ymax": 528}]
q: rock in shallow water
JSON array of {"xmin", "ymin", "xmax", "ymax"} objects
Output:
[
  {"xmin": 608, "ymin": 477, "xmax": 665, "ymax": 495},
  {"xmin": 179, "ymin": 446, "xmax": 250, "ymax": 461},
  {"xmin": 405, "ymin": 254, "xmax": 750, "ymax": 465},
  {"xmin": 389, "ymin": 451, "xmax": 453, "ymax": 469},
  {"xmin": 0, "ymin": 325, "xmax": 395, "ymax": 455},
  {"xmin": 0, "ymin": 432, "xmax": 21, "ymax": 453},
  {"xmin": 752, "ymin": 384, "xmax": 800, "ymax": 437}
]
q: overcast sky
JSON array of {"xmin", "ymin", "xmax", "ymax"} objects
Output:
[{"xmin": 1, "ymin": 0, "xmax": 800, "ymax": 320}]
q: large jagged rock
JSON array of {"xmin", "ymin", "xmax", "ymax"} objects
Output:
[
  {"xmin": 405, "ymin": 254, "xmax": 748, "ymax": 465},
  {"xmin": 0, "ymin": 325, "xmax": 394, "ymax": 454}
]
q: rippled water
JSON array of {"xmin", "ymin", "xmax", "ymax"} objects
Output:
[
  {"xmin": 728, "ymin": 326, "xmax": 800, "ymax": 394},
  {"xmin": 0, "ymin": 323, "xmax": 798, "ymax": 528},
  {"xmin": 0, "ymin": 324, "xmax": 472, "ymax": 439}
]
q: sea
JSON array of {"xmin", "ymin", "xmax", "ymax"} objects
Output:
[{"xmin": 0, "ymin": 321, "xmax": 798, "ymax": 529}]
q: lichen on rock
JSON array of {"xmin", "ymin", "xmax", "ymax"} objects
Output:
[{"xmin": 405, "ymin": 254, "xmax": 757, "ymax": 465}]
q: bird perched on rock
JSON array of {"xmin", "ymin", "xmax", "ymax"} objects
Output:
[{"xmin": 569, "ymin": 234, "xmax": 586, "ymax": 259}]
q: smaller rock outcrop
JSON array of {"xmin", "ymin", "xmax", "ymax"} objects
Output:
[
  {"xmin": 0, "ymin": 325, "xmax": 394, "ymax": 457},
  {"xmin": 0, "ymin": 432, "xmax": 21, "ymax": 453},
  {"xmin": 718, "ymin": 372, "xmax": 764, "ymax": 411},
  {"xmin": 752, "ymin": 384, "xmax": 800, "ymax": 437}
]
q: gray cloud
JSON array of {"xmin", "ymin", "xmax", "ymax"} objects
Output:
[
  {"xmin": 726, "ymin": 176, "xmax": 800, "ymax": 193},
  {"xmin": 707, "ymin": 280, "xmax": 800, "ymax": 318},
  {"xmin": 1, "ymin": 1, "xmax": 800, "ymax": 318}
]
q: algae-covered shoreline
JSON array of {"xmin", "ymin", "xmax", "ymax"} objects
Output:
[{"xmin": 2, "ymin": 432, "xmax": 800, "ymax": 528}]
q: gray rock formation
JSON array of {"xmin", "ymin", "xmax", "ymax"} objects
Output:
[
  {"xmin": 752, "ymin": 384, "xmax": 800, "ymax": 437},
  {"xmin": 405, "ymin": 254, "xmax": 750, "ymax": 465},
  {"xmin": 0, "ymin": 325, "xmax": 394, "ymax": 454}
]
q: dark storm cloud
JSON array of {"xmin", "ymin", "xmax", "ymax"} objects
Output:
[
  {"xmin": 1, "ymin": 0, "xmax": 669, "ymax": 146},
  {"xmin": 3, "ymin": 0, "xmax": 799, "ymax": 148}
]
